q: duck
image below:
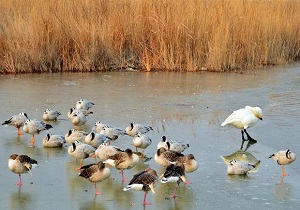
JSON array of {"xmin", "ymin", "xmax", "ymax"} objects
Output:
[
  {"xmin": 154, "ymin": 143, "xmax": 184, "ymax": 167},
  {"xmin": 132, "ymin": 132, "xmax": 152, "ymax": 155},
  {"xmin": 75, "ymin": 99, "xmax": 95, "ymax": 111},
  {"xmin": 104, "ymin": 148, "xmax": 139, "ymax": 182},
  {"xmin": 123, "ymin": 168, "xmax": 158, "ymax": 205},
  {"xmin": 67, "ymin": 107, "xmax": 93, "ymax": 119},
  {"xmin": 42, "ymin": 109, "xmax": 61, "ymax": 121},
  {"xmin": 84, "ymin": 132, "xmax": 110, "ymax": 148},
  {"xmin": 221, "ymin": 106, "xmax": 263, "ymax": 147},
  {"xmin": 70, "ymin": 111, "xmax": 87, "ymax": 127},
  {"xmin": 226, "ymin": 159, "xmax": 257, "ymax": 175},
  {"xmin": 42, "ymin": 133, "xmax": 66, "ymax": 148},
  {"xmin": 99, "ymin": 125, "xmax": 127, "ymax": 142},
  {"xmin": 95, "ymin": 143, "xmax": 124, "ymax": 161},
  {"xmin": 157, "ymin": 136, "xmax": 189, "ymax": 153},
  {"xmin": 269, "ymin": 149, "xmax": 296, "ymax": 177},
  {"xmin": 177, "ymin": 154, "xmax": 199, "ymax": 173},
  {"xmin": 65, "ymin": 129, "xmax": 88, "ymax": 145},
  {"xmin": 2, "ymin": 112, "xmax": 29, "ymax": 136},
  {"xmin": 23, "ymin": 119, "xmax": 53, "ymax": 146},
  {"xmin": 160, "ymin": 161, "xmax": 188, "ymax": 198},
  {"xmin": 8, "ymin": 154, "xmax": 38, "ymax": 186},
  {"xmin": 125, "ymin": 122, "xmax": 153, "ymax": 137},
  {"xmin": 79, "ymin": 161, "xmax": 110, "ymax": 195},
  {"xmin": 68, "ymin": 140, "xmax": 97, "ymax": 170}
]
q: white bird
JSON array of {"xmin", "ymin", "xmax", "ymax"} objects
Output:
[
  {"xmin": 95, "ymin": 143, "xmax": 124, "ymax": 161},
  {"xmin": 132, "ymin": 132, "xmax": 152, "ymax": 155},
  {"xmin": 92, "ymin": 121, "xmax": 106, "ymax": 133},
  {"xmin": 125, "ymin": 122, "xmax": 153, "ymax": 137},
  {"xmin": 71, "ymin": 111, "xmax": 87, "ymax": 128},
  {"xmin": 123, "ymin": 168, "xmax": 158, "ymax": 205},
  {"xmin": 75, "ymin": 99, "xmax": 95, "ymax": 111},
  {"xmin": 67, "ymin": 107, "xmax": 93, "ymax": 119},
  {"xmin": 104, "ymin": 148, "xmax": 139, "ymax": 182},
  {"xmin": 160, "ymin": 161, "xmax": 187, "ymax": 198},
  {"xmin": 85, "ymin": 132, "xmax": 109, "ymax": 148},
  {"xmin": 2, "ymin": 112, "xmax": 29, "ymax": 136},
  {"xmin": 100, "ymin": 125, "xmax": 127, "ymax": 142},
  {"xmin": 226, "ymin": 159, "xmax": 257, "ymax": 175},
  {"xmin": 8, "ymin": 154, "xmax": 38, "ymax": 186},
  {"xmin": 221, "ymin": 106, "xmax": 263, "ymax": 146},
  {"xmin": 65, "ymin": 129, "xmax": 88, "ymax": 145},
  {"xmin": 23, "ymin": 119, "xmax": 53, "ymax": 146},
  {"xmin": 269, "ymin": 149, "xmax": 296, "ymax": 177},
  {"xmin": 68, "ymin": 140, "xmax": 96, "ymax": 170},
  {"xmin": 157, "ymin": 136, "xmax": 189, "ymax": 153},
  {"xmin": 42, "ymin": 133, "xmax": 66, "ymax": 148},
  {"xmin": 79, "ymin": 161, "xmax": 110, "ymax": 195},
  {"xmin": 42, "ymin": 109, "xmax": 61, "ymax": 121}
]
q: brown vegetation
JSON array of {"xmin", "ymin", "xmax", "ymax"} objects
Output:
[{"xmin": 0, "ymin": 0, "xmax": 299, "ymax": 73}]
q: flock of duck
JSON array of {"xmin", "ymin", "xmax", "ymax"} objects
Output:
[{"xmin": 2, "ymin": 100, "xmax": 296, "ymax": 205}]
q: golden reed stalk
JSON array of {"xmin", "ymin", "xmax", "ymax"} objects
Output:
[{"xmin": 0, "ymin": 0, "xmax": 299, "ymax": 73}]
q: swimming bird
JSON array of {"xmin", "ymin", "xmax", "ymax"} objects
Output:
[
  {"xmin": 65, "ymin": 129, "xmax": 88, "ymax": 145},
  {"xmin": 104, "ymin": 148, "xmax": 139, "ymax": 182},
  {"xmin": 75, "ymin": 99, "xmax": 95, "ymax": 111},
  {"xmin": 23, "ymin": 119, "xmax": 53, "ymax": 146},
  {"xmin": 221, "ymin": 106, "xmax": 263, "ymax": 146},
  {"xmin": 79, "ymin": 161, "xmax": 110, "ymax": 195},
  {"xmin": 123, "ymin": 168, "xmax": 158, "ymax": 205},
  {"xmin": 42, "ymin": 109, "xmax": 61, "ymax": 121},
  {"xmin": 132, "ymin": 132, "xmax": 152, "ymax": 156},
  {"xmin": 160, "ymin": 161, "xmax": 187, "ymax": 198},
  {"xmin": 8, "ymin": 154, "xmax": 38, "ymax": 186},
  {"xmin": 71, "ymin": 111, "xmax": 87, "ymax": 128},
  {"xmin": 154, "ymin": 144, "xmax": 184, "ymax": 167},
  {"xmin": 269, "ymin": 149, "xmax": 296, "ymax": 177},
  {"xmin": 42, "ymin": 133, "xmax": 66, "ymax": 148},
  {"xmin": 2, "ymin": 112, "xmax": 29, "ymax": 136},
  {"xmin": 157, "ymin": 136, "xmax": 189, "ymax": 153},
  {"xmin": 68, "ymin": 140, "xmax": 97, "ymax": 170},
  {"xmin": 125, "ymin": 122, "xmax": 153, "ymax": 137},
  {"xmin": 226, "ymin": 159, "xmax": 257, "ymax": 175},
  {"xmin": 85, "ymin": 132, "xmax": 109, "ymax": 148},
  {"xmin": 95, "ymin": 143, "xmax": 124, "ymax": 161}
]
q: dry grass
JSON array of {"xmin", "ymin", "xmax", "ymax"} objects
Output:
[{"xmin": 0, "ymin": 0, "xmax": 299, "ymax": 73}]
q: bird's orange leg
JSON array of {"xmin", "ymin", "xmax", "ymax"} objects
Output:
[
  {"xmin": 17, "ymin": 128, "xmax": 24, "ymax": 136},
  {"xmin": 281, "ymin": 165, "xmax": 289, "ymax": 177}
]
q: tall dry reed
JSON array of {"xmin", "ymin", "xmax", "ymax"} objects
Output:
[{"xmin": 0, "ymin": 0, "xmax": 299, "ymax": 73}]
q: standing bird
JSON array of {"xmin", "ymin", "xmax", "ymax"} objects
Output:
[
  {"xmin": 160, "ymin": 161, "xmax": 188, "ymax": 198},
  {"xmin": 104, "ymin": 148, "xmax": 139, "ymax": 182},
  {"xmin": 100, "ymin": 125, "xmax": 127, "ymax": 142},
  {"xmin": 177, "ymin": 154, "xmax": 199, "ymax": 173},
  {"xmin": 123, "ymin": 168, "xmax": 158, "ymax": 205},
  {"xmin": 8, "ymin": 154, "xmax": 38, "ymax": 186},
  {"xmin": 132, "ymin": 132, "xmax": 152, "ymax": 156},
  {"xmin": 154, "ymin": 144, "xmax": 184, "ymax": 167},
  {"xmin": 125, "ymin": 122, "xmax": 153, "ymax": 137},
  {"xmin": 65, "ymin": 129, "xmax": 88, "ymax": 145},
  {"xmin": 269, "ymin": 149, "xmax": 296, "ymax": 177},
  {"xmin": 76, "ymin": 99, "xmax": 95, "ymax": 111},
  {"xmin": 68, "ymin": 140, "xmax": 96, "ymax": 170},
  {"xmin": 2, "ymin": 112, "xmax": 29, "ymax": 136},
  {"xmin": 226, "ymin": 159, "xmax": 258, "ymax": 175},
  {"xmin": 95, "ymin": 143, "xmax": 124, "ymax": 161},
  {"xmin": 23, "ymin": 119, "xmax": 53, "ymax": 146},
  {"xmin": 79, "ymin": 161, "xmax": 110, "ymax": 195},
  {"xmin": 221, "ymin": 106, "xmax": 263, "ymax": 147},
  {"xmin": 157, "ymin": 136, "xmax": 189, "ymax": 153},
  {"xmin": 67, "ymin": 107, "xmax": 93, "ymax": 119},
  {"xmin": 42, "ymin": 109, "xmax": 61, "ymax": 121},
  {"xmin": 42, "ymin": 133, "xmax": 66, "ymax": 148}
]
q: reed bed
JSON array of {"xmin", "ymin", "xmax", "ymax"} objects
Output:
[{"xmin": 0, "ymin": 0, "xmax": 299, "ymax": 73}]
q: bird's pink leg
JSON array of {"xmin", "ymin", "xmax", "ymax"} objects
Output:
[
  {"xmin": 142, "ymin": 192, "xmax": 152, "ymax": 205},
  {"xmin": 16, "ymin": 174, "xmax": 22, "ymax": 186},
  {"xmin": 121, "ymin": 170, "xmax": 129, "ymax": 182},
  {"xmin": 94, "ymin": 183, "xmax": 102, "ymax": 195},
  {"xmin": 170, "ymin": 186, "xmax": 178, "ymax": 198},
  {"xmin": 281, "ymin": 165, "xmax": 289, "ymax": 177},
  {"xmin": 76, "ymin": 159, "xmax": 83, "ymax": 170}
]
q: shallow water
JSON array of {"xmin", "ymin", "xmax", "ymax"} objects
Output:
[{"xmin": 0, "ymin": 65, "xmax": 299, "ymax": 210}]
